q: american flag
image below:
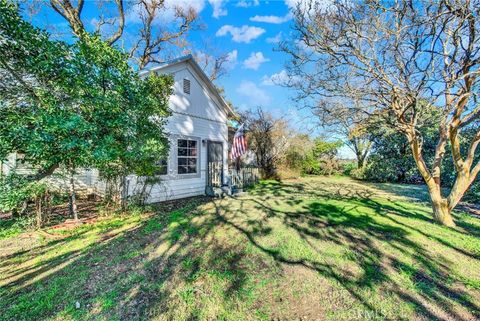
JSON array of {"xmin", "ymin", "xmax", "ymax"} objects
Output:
[{"xmin": 231, "ymin": 124, "xmax": 247, "ymax": 160}]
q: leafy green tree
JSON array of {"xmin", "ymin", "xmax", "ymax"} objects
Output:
[
  {"xmin": 283, "ymin": 134, "xmax": 314, "ymax": 170},
  {"xmin": 364, "ymin": 106, "xmax": 441, "ymax": 183},
  {"xmin": 364, "ymin": 105, "xmax": 480, "ymax": 203},
  {"xmin": 302, "ymin": 138, "xmax": 343, "ymax": 176},
  {"xmin": 0, "ymin": 1, "xmax": 173, "ymax": 219},
  {"xmin": 283, "ymin": 0, "xmax": 480, "ymax": 226}
]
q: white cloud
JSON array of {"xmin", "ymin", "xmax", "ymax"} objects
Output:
[
  {"xmin": 266, "ymin": 32, "xmax": 282, "ymax": 44},
  {"xmin": 243, "ymin": 52, "xmax": 270, "ymax": 70},
  {"xmin": 261, "ymin": 70, "xmax": 288, "ymax": 85},
  {"xmin": 236, "ymin": 0, "xmax": 260, "ymax": 7},
  {"xmin": 249, "ymin": 13, "xmax": 292, "ymax": 24},
  {"xmin": 236, "ymin": 81, "xmax": 271, "ymax": 106},
  {"xmin": 216, "ymin": 25, "xmax": 266, "ymax": 43},
  {"xmin": 208, "ymin": 0, "xmax": 227, "ymax": 18},
  {"xmin": 261, "ymin": 70, "xmax": 300, "ymax": 86},
  {"xmin": 225, "ymin": 49, "xmax": 238, "ymax": 69}
]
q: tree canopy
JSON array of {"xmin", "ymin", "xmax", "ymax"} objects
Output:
[
  {"xmin": 282, "ymin": 0, "xmax": 480, "ymax": 226},
  {"xmin": 0, "ymin": 0, "xmax": 173, "ymax": 216}
]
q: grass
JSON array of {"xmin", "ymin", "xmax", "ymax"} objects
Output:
[{"xmin": 1, "ymin": 176, "xmax": 480, "ymax": 320}]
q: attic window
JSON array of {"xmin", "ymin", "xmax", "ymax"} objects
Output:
[{"xmin": 183, "ymin": 79, "xmax": 191, "ymax": 94}]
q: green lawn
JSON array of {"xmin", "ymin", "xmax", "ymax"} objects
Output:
[{"xmin": 1, "ymin": 176, "xmax": 479, "ymax": 320}]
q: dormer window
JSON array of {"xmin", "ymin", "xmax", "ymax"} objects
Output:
[{"xmin": 183, "ymin": 79, "xmax": 191, "ymax": 94}]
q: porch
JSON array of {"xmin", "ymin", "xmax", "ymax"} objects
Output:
[{"xmin": 206, "ymin": 162, "xmax": 260, "ymax": 196}]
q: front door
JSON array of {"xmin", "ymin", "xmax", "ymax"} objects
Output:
[{"xmin": 207, "ymin": 141, "xmax": 224, "ymax": 187}]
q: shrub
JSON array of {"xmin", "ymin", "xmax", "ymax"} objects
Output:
[
  {"xmin": 464, "ymin": 179, "xmax": 480, "ymax": 203},
  {"xmin": 0, "ymin": 174, "xmax": 48, "ymax": 213},
  {"xmin": 301, "ymin": 154, "xmax": 322, "ymax": 175},
  {"xmin": 0, "ymin": 215, "xmax": 36, "ymax": 239},
  {"xmin": 341, "ymin": 161, "xmax": 357, "ymax": 176},
  {"xmin": 299, "ymin": 138, "xmax": 343, "ymax": 176},
  {"xmin": 350, "ymin": 167, "xmax": 367, "ymax": 180},
  {"xmin": 277, "ymin": 166, "xmax": 302, "ymax": 180}
]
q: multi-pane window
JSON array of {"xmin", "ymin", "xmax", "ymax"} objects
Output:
[
  {"xmin": 155, "ymin": 158, "xmax": 168, "ymax": 175},
  {"xmin": 178, "ymin": 139, "xmax": 198, "ymax": 174}
]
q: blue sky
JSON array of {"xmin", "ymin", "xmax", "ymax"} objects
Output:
[
  {"xmin": 23, "ymin": 0, "xmax": 319, "ymax": 134},
  {"xmin": 21, "ymin": 0, "xmax": 358, "ymax": 157},
  {"xmin": 197, "ymin": 1, "xmax": 315, "ymax": 133},
  {"xmin": 23, "ymin": 0, "xmax": 356, "ymax": 157}
]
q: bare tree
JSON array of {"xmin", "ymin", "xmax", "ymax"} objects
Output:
[
  {"xmin": 129, "ymin": 2, "xmax": 198, "ymax": 69},
  {"xmin": 242, "ymin": 108, "xmax": 289, "ymax": 179},
  {"xmin": 315, "ymin": 100, "xmax": 372, "ymax": 168},
  {"xmin": 50, "ymin": 0, "xmax": 124, "ymax": 44},
  {"xmin": 281, "ymin": 0, "xmax": 480, "ymax": 226},
  {"xmin": 195, "ymin": 51, "xmax": 230, "ymax": 82},
  {"xmin": 189, "ymin": 38, "xmax": 238, "ymax": 82},
  {"xmin": 43, "ymin": 0, "xmax": 199, "ymax": 69}
]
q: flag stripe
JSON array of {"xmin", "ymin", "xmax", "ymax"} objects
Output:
[{"xmin": 231, "ymin": 124, "xmax": 247, "ymax": 159}]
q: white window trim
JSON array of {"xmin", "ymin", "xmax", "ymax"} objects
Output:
[{"xmin": 174, "ymin": 135, "xmax": 201, "ymax": 179}]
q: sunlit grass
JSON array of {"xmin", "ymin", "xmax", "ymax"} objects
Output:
[{"xmin": 1, "ymin": 176, "xmax": 479, "ymax": 320}]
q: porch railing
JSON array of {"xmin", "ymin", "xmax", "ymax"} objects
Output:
[
  {"xmin": 207, "ymin": 161, "xmax": 260, "ymax": 190},
  {"xmin": 230, "ymin": 166, "xmax": 260, "ymax": 189}
]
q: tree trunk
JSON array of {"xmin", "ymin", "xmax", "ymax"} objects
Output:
[
  {"xmin": 19, "ymin": 200, "xmax": 29, "ymax": 216},
  {"xmin": 357, "ymin": 156, "xmax": 365, "ymax": 169},
  {"xmin": 120, "ymin": 175, "xmax": 128, "ymax": 211},
  {"xmin": 69, "ymin": 171, "xmax": 78, "ymax": 221},
  {"xmin": 447, "ymin": 171, "xmax": 472, "ymax": 213},
  {"xmin": 45, "ymin": 192, "xmax": 51, "ymax": 225},
  {"xmin": 407, "ymin": 132, "xmax": 456, "ymax": 227},
  {"xmin": 35, "ymin": 196, "xmax": 42, "ymax": 228},
  {"xmin": 430, "ymin": 191, "xmax": 455, "ymax": 227}
]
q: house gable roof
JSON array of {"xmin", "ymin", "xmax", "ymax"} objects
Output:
[{"xmin": 140, "ymin": 55, "xmax": 235, "ymax": 118}]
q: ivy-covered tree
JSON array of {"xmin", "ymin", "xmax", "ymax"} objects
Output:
[{"xmin": 0, "ymin": 1, "xmax": 173, "ymax": 219}]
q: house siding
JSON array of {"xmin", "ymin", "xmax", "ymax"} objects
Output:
[
  {"xmin": 1, "ymin": 59, "xmax": 230, "ymax": 204},
  {"xmin": 127, "ymin": 61, "xmax": 229, "ymax": 203},
  {"xmin": 0, "ymin": 153, "xmax": 103, "ymax": 195},
  {"xmin": 1, "ymin": 153, "xmax": 32, "ymax": 176}
]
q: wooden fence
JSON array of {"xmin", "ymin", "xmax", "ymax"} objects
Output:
[
  {"xmin": 207, "ymin": 162, "xmax": 260, "ymax": 190},
  {"xmin": 230, "ymin": 167, "xmax": 260, "ymax": 189}
]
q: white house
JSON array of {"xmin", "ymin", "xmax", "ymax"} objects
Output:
[
  {"xmin": 126, "ymin": 55, "xmax": 235, "ymax": 202},
  {"xmin": 1, "ymin": 55, "xmax": 236, "ymax": 203}
]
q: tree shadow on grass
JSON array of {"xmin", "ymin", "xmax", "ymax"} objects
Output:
[
  {"xmin": 1, "ymin": 179, "xmax": 480, "ymax": 321},
  {"xmin": 0, "ymin": 197, "xmax": 275, "ymax": 321},
  {"xmin": 215, "ymin": 179, "xmax": 480, "ymax": 321}
]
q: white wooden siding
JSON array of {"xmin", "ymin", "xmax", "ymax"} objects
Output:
[
  {"xmin": 0, "ymin": 153, "xmax": 104, "ymax": 195},
  {"xmin": 1, "ymin": 153, "xmax": 33, "ymax": 176},
  {"xmin": 2, "ymin": 59, "xmax": 229, "ymax": 203},
  {"xmin": 127, "ymin": 61, "xmax": 229, "ymax": 203},
  {"xmin": 157, "ymin": 62, "xmax": 228, "ymax": 123}
]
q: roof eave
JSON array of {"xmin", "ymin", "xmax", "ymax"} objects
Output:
[{"xmin": 140, "ymin": 55, "xmax": 237, "ymax": 118}]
